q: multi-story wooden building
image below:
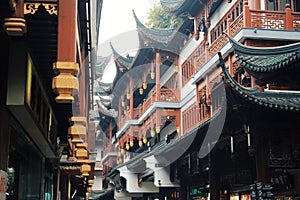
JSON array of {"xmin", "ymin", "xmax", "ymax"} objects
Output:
[
  {"xmin": 0, "ymin": 0, "xmax": 102, "ymax": 199},
  {"xmin": 97, "ymin": 0, "xmax": 300, "ymax": 200}
]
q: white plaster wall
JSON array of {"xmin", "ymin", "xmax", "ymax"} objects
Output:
[
  {"xmin": 143, "ymin": 156, "xmax": 179, "ymax": 187},
  {"xmin": 153, "ymin": 166, "xmax": 178, "ymax": 187},
  {"xmin": 92, "ymin": 175, "xmax": 103, "ymax": 191},
  {"xmin": 119, "ymin": 167, "xmax": 159, "ymax": 193},
  {"xmin": 114, "ymin": 191, "xmax": 132, "ymax": 200}
]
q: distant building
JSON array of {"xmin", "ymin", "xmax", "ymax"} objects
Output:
[
  {"xmin": 0, "ymin": 0, "xmax": 102, "ymax": 199},
  {"xmin": 97, "ymin": 0, "xmax": 300, "ymax": 200}
]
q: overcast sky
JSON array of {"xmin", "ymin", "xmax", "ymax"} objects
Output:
[{"xmin": 97, "ymin": 0, "xmax": 157, "ymax": 57}]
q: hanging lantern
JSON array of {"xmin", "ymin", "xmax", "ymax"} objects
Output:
[
  {"xmin": 156, "ymin": 126, "xmax": 160, "ymax": 133},
  {"xmin": 175, "ymin": 65, "xmax": 179, "ymax": 72},
  {"xmin": 150, "ymin": 72, "xmax": 155, "ymax": 79},
  {"xmin": 143, "ymin": 136, "xmax": 147, "ymax": 144},
  {"xmin": 143, "ymin": 82, "xmax": 147, "ymax": 90},
  {"xmin": 121, "ymin": 101, "xmax": 125, "ymax": 107},
  {"xmin": 130, "ymin": 139, "xmax": 134, "ymax": 147},
  {"xmin": 125, "ymin": 143, "xmax": 130, "ymax": 150},
  {"xmin": 126, "ymin": 92, "xmax": 130, "ymax": 99},
  {"xmin": 138, "ymin": 140, "xmax": 143, "ymax": 147},
  {"xmin": 150, "ymin": 129, "xmax": 155, "ymax": 137},
  {"xmin": 139, "ymin": 87, "xmax": 143, "ymax": 95},
  {"xmin": 176, "ymin": 126, "xmax": 180, "ymax": 134}
]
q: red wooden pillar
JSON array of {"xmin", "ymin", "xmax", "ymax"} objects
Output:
[
  {"xmin": 57, "ymin": 0, "xmax": 77, "ymax": 62},
  {"xmin": 129, "ymin": 79, "xmax": 134, "ymax": 119},
  {"xmin": 248, "ymin": 0, "xmax": 261, "ymax": 10},
  {"xmin": 109, "ymin": 122, "xmax": 113, "ymax": 145},
  {"xmin": 155, "ymin": 51, "xmax": 161, "ymax": 101},
  {"xmin": 285, "ymin": 4, "xmax": 293, "ymax": 30},
  {"xmin": 243, "ymin": 1, "xmax": 251, "ymax": 28},
  {"xmin": 53, "ymin": 0, "xmax": 79, "ymax": 103},
  {"xmin": 13, "ymin": 0, "xmax": 24, "ymax": 17},
  {"xmin": 227, "ymin": 17, "xmax": 232, "ymax": 36},
  {"xmin": 175, "ymin": 56, "xmax": 181, "ymax": 100}
]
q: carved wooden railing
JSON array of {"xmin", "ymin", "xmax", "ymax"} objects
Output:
[
  {"xmin": 292, "ymin": 12, "xmax": 300, "ymax": 30},
  {"xmin": 182, "ymin": 40, "xmax": 206, "ymax": 86},
  {"xmin": 120, "ymin": 88, "xmax": 179, "ymax": 127},
  {"xmin": 230, "ymin": 14, "xmax": 244, "ymax": 36},
  {"xmin": 249, "ymin": 10, "xmax": 285, "ymax": 30},
  {"xmin": 182, "ymin": 102, "xmax": 210, "ymax": 134},
  {"xmin": 182, "ymin": 2, "xmax": 300, "ymax": 87},
  {"xmin": 209, "ymin": 33, "xmax": 228, "ymax": 58}
]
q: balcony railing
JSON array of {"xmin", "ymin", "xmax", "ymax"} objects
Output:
[
  {"xmin": 182, "ymin": 1, "xmax": 300, "ymax": 86},
  {"xmin": 119, "ymin": 88, "xmax": 178, "ymax": 128}
]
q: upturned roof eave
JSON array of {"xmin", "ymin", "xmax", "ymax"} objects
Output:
[{"xmin": 218, "ymin": 52, "xmax": 300, "ymax": 112}]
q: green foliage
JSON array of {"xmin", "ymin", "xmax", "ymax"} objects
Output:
[{"xmin": 146, "ymin": 4, "xmax": 180, "ymax": 29}]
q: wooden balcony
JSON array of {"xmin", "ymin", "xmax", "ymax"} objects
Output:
[
  {"xmin": 182, "ymin": 1, "xmax": 300, "ymax": 86},
  {"xmin": 119, "ymin": 88, "xmax": 179, "ymax": 128},
  {"xmin": 209, "ymin": 1, "xmax": 300, "ymax": 57}
]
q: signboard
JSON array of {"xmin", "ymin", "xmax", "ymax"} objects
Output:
[
  {"xmin": 250, "ymin": 182, "xmax": 274, "ymax": 200},
  {"xmin": 189, "ymin": 185, "xmax": 208, "ymax": 199},
  {"xmin": 0, "ymin": 169, "xmax": 7, "ymax": 200}
]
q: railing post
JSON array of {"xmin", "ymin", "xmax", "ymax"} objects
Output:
[
  {"xmin": 129, "ymin": 80, "xmax": 134, "ymax": 119},
  {"xmin": 285, "ymin": 4, "xmax": 293, "ymax": 30},
  {"xmin": 155, "ymin": 51, "xmax": 161, "ymax": 101},
  {"xmin": 243, "ymin": 0, "xmax": 251, "ymax": 28},
  {"xmin": 227, "ymin": 17, "xmax": 233, "ymax": 36},
  {"xmin": 205, "ymin": 41, "xmax": 209, "ymax": 62}
]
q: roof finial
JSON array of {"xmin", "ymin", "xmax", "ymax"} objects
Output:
[{"xmin": 132, "ymin": 9, "xmax": 145, "ymax": 29}]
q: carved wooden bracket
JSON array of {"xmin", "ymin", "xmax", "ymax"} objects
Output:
[
  {"xmin": 3, "ymin": 17, "xmax": 27, "ymax": 36},
  {"xmin": 52, "ymin": 62, "xmax": 79, "ymax": 103}
]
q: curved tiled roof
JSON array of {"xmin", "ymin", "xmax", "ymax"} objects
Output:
[
  {"xmin": 96, "ymin": 99, "xmax": 118, "ymax": 118},
  {"xmin": 160, "ymin": 0, "xmax": 194, "ymax": 16},
  {"xmin": 132, "ymin": 10, "xmax": 186, "ymax": 55},
  {"xmin": 95, "ymin": 55, "xmax": 112, "ymax": 79},
  {"xmin": 98, "ymin": 80, "xmax": 113, "ymax": 93},
  {"xmin": 99, "ymin": 95, "xmax": 112, "ymax": 108},
  {"xmin": 110, "ymin": 42, "xmax": 134, "ymax": 71},
  {"xmin": 218, "ymin": 52, "xmax": 300, "ymax": 112},
  {"xmin": 228, "ymin": 36, "xmax": 300, "ymax": 79},
  {"xmin": 133, "ymin": 10, "xmax": 177, "ymax": 45}
]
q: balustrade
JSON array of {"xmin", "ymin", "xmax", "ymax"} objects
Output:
[
  {"xmin": 181, "ymin": 1, "xmax": 300, "ymax": 87},
  {"xmin": 182, "ymin": 102, "xmax": 210, "ymax": 134},
  {"xmin": 119, "ymin": 88, "xmax": 178, "ymax": 128},
  {"xmin": 293, "ymin": 13, "xmax": 300, "ymax": 30}
]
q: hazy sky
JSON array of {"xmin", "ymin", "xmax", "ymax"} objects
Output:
[{"xmin": 98, "ymin": 0, "xmax": 157, "ymax": 57}]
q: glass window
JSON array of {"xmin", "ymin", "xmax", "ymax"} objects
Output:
[
  {"xmin": 293, "ymin": 0, "xmax": 300, "ymax": 11},
  {"xmin": 266, "ymin": 0, "xmax": 294, "ymax": 11},
  {"xmin": 266, "ymin": 0, "xmax": 279, "ymax": 10}
]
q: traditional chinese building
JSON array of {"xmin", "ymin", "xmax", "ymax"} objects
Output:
[
  {"xmin": 97, "ymin": 0, "xmax": 300, "ymax": 200},
  {"xmin": 0, "ymin": 0, "xmax": 102, "ymax": 199}
]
